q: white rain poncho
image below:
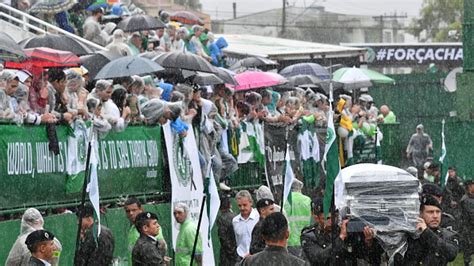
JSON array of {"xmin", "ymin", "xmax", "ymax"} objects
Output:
[{"xmin": 6, "ymin": 208, "xmax": 62, "ymax": 266}]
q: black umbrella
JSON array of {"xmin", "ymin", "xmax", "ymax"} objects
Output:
[
  {"xmin": 193, "ymin": 72, "xmax": 224, "ymax": 86},
  {"xmin": 117, "ymin": 14, "xmax": 166, "ymax": 32},
  {"xmin": 29, "ymin": 0, "xmax": 77, "ymax": 14},
  {"xmin": 20, "ymin": 34, "xmax": 94, "ymax": 56},
  {"xmin": 153, "ymin": 52, "xmax": 217, "ymax": 73},
  {"xmin": 0, "ymin": 32, "xmax": 26, "ymax": 62},
  {"xmin": 215, "ymin": 67, "xmax": 238, "ymax": 85},
  {"xmin": 287, "ymin": 74, "xmax": 322, "ymax": 87},
  {"xmin": 229, "ymin": 56, "xmax": 278, "ymax": 71},
  {"xmin": 80, "ymin": 50, "xmax": 121, "ymax": 80},
  {"xmin": 94, "ymin": 56, "xmax": 165, "ymax": 80},
  {"xmin": 279, "ymin": 62, "xmax": 331, "ymax": 79}
]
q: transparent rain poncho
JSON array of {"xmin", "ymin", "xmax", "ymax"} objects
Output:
[
  {"xmin": 5, "ymin": 208, "xmax": 62, "ymax": 266},
  {"xmin": 335, "ymin": 164, "xmax": 420, "ymax": 265}
]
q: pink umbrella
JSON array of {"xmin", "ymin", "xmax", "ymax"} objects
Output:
[{"xmin": 231, "ymin": 71, "xmax": 287, "ymax": 91}]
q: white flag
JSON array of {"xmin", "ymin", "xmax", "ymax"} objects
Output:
[
  {"xmin": 283, "ymin": 146, "xmax": 295, "ymax": 207},
  {"xmin": 87, "ymin": 135, "xmax": 101, "ymax": 236}
]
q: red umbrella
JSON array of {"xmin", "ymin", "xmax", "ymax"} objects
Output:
[
  {"xmin": 5, "ymin": 47, "xmax": 81, "ymax": 70},
  {"xmin": 230, "ymin": 71, "xmax": 287, "ymax": 91},
  {"xmin": 170, "ymin": 11, "xmax": 204, "ymax": 25}
]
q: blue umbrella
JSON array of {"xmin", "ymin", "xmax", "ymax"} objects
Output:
[
  {"xmin": 279, "ymin": 62, "xmax": 330, "ymax": 80},
  {"xmin": 86, "ymin": 1, "xmax": 108, "ymax": 12}
]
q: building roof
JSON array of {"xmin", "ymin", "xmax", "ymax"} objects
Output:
[{"xmin": 217, "ymin": 34, "xmax": 366, "ymax": 61}]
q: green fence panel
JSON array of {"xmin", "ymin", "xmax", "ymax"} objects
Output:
[
  {"xmin": 228, "ymin": 162, "xmax": 264, "ymax": 190},
  {"xmin": 0, "ymin": 125, "xmax": 163, "ymax": 211}
]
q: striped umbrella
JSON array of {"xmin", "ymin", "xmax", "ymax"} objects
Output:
[
  {"xmin": 5, "ymin": 47, "xmax": 81, "ymax": 69},
  {"xmin": 0, "ymin": 32, "xmax": 26, "ymax": 62},
  {"xmin": 29, "ymin": 0, "xmax": 77, "ymax": 14}
]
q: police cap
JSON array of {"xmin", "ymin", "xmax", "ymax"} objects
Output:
[
  {"xmin": 420, "ymin": 195, "xmax": 442, "ymax": 211},
  {"xmin": 25, "ymin": 230, "xmax": 54, "ymax": 252},
  {"xmin": 256, "ymin": 198, "xmax": 274, "ymax": 211}
]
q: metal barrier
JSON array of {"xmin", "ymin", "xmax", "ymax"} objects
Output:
[{"xmin": 0, "ymin": 3, "xmax": 106, "ymax": 51}]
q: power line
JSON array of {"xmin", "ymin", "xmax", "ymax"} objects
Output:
[{"xmin": 212, "ymin": 20, "xmax": 437, "ymax": 31}]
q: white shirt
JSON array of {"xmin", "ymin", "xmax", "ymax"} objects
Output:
[
  {"xmin": 101, "ymin": 99, "xmax": 126, "ymax": 132},
  {"xmin": 39, "ymin": 258, "xmax": 51, "ymax": 266},
  {"xmin": 232, "ymin": 208, "xmax": 260, "ymax": 257}
]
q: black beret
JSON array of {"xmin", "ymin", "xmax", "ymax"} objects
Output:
[
  {"xmin": 256, "ymin": 198, "xmax": 274, "ymax": 210},
  {"xmin": 25, "ymin": 230, "xmax": 54, "ymax": 249},
  {"xmin": 420, "ymin": 195, "xmax": 442, "ymax": 211},
  {"xmin": 135, "ymin": 212, "xmax": 158, "ymax": 223},
  {"xmin": 422, "ymin": 183, "xmax": 443, "ymax": 197},
  {"xmin": 261, "ymin": 212, "xmax": 287, "ymax": 237}
]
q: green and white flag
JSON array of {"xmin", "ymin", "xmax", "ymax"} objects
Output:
[
  {"xmin": 439, "ymin": 119, "xmax": 449, "ymax": 187},
  {"xmin": 66, "ymin": 121, "xmax": 89, "ymax": 194},
  {"xmin": 322, "ymin": 108, "xmax": 342, "ymax": 218}
]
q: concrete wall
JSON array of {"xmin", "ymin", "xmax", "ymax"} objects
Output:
[{"xmin": 0, "ymin": 19, "xmax": 35, "ymax": 42}]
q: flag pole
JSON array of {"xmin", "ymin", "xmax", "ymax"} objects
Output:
[
  {"xmin": 190, "ymin": 195, "xmax": 206, "ymax": 266},
  {"xmin": 280, "ymin": 126, "xmax": 290, "ymax": 210},
  {"xmin": 328, "ymin": 59, "xmax": 337, "ymax": 250},
  {"xmin": 74, "ymin": 120, "xmax": 95, "ymax": 263}
]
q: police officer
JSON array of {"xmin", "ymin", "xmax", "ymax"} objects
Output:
[
  {"xmin": 300, "ymin": 198, "xmax": 382, "ymax": 265},
  {"xmin": 460, "ymin": 178, "xmax": 474, "ymax": 266},
  {"xmin": 250, "ymin": 198, "xmax": 276, "ymax": 254},
  {"xmin": 240, "ymin": 212, "xmax": 308, "ymax": 266},
  {"xmin": 421, "ymin": 183, "xmax": 457, "ymax": 231},
  {"xmin": 396, "ymin": 195, "xmax": 459, "ymax": 265},
  {"xmin": 25, "ymin": 230, "xmax": 55, "ymax": 266},
  {"xmin": 132, "ymin": 212, "xmax": 165, "ymax": 265},
  {"xmin": 217, "ymin": 194, "xmax": 238, "ymax": 265},
  {"xmin": 75, "ymin": 204, "xmax": 115, "ymax": 266}
]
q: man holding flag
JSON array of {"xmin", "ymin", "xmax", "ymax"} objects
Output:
[{"xmin": 74, "ymin": 204, "xmax": 115, "ymax": 266}]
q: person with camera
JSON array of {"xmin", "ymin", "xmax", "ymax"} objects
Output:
[
  {"xmin": 300, "ymin": 198, "xmax": 382, "ymax": 265},
  {"xmin": 395, "ymin": 195, "xmax": 459, "ymax": 265}
]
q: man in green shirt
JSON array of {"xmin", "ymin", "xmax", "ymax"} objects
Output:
[
  {"xmin": 377, "ymin": 105, "xmax": 397, "ymax": 124},
  {"xmin": 173, "ymin": 203, "xmax": 202, "ymax": 266},
  {"xmin": 124, "ymin": 197, "xmax": 166, "ymax": 265}
]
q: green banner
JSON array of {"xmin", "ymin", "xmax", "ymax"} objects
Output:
[{"xmin": 0, "ymin": 125, "xmax": 163, "ymax": 210}]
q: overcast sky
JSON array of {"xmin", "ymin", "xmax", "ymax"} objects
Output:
[{"xmin": 201, "ymin": 0, "xmax": 424, "ymax": 20}]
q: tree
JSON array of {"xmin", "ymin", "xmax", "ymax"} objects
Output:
[{"xmin": 410, "ymin": 0, "xmax": 463, "ymax": 42}]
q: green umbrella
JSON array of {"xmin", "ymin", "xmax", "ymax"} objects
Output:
[{"xmin": 332, "ymin": 67, "xmax": 395, "ymax": 90}]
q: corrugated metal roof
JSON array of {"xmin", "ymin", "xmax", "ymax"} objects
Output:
[{"xmin": 218, "ymin": 34, "xmax": 366, "ymax": 61}]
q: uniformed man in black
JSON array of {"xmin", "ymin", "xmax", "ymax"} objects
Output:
[
  {"xmin": 217, "ymin": 194, "xmax": 239, "ymax": 266},
  {"xmin": 132, "ymin": 211, "xmax": 165, "ymax": 266},
  {"xmin": 25, "ymin": 230, "xmax": 55, "ymax": 266},
  {"xmin": 250, "ymin": 198, "xmax": 276, "ymax": 255},
  {"xmin": 300, "ymin": 198, "xmax": 382, "ymax": 266},
  {"xmin": 75, "ymin": 204, "xmax": 115, "ymax": 266},
  {"xmin": 240, "ymin": 212, "xmax": 309, "ymax": 266},
  {"xmin": 395, "ymin": 195, "xmax": 459, "ymax": 265},
  {"xmin": 460, "ymin": 178, "xmax": 474, "ymax": 266},
  {"xmin": 421, "ymin": 183, "xmax": 458, "ymax": 231}
]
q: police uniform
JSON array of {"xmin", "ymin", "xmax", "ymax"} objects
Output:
[
  {"xmin": 300, "ymin": 198, "xmax": 382, "ymax": 266},
  {"xmin": 75, "ymin": 225, "xmax": 115, "ymax": 266},
  {"xmin": 131, "ymin": 212, "xmax": 165, "ymax": 266},
  {"xmin": 395, "ymin": 196, "xmax": 459, "ymax": 266},
  {"xmin": 422, "ymin": 183, "xmax": 459, "ymax": 231},
  {"xmin": 132, "ymin": 235, "xmax": 164, "ymax": 266},
  {"xmin": 240, "ymin": 212, "xmax": 309, "ymax": 266},
  {"xmin": 25, "ymin": 230, "xmax": 55, "ymax": 266},
  {"xmin": 250, "ymin": 218, "xmax": 265, "ymax": 254},
  {"xmin": 217, "ymin": 209, "xmax": 238, "ymax": 266},
  {"xmin": 300, "ymin": 223, "xmax": 381, "ymax": 266},
  {"xmin": 241, "ymin": 246, "xmax": 309, "ymax": 266},
  {"xmin": 460, "ymin": 180, "xmax": 474, "ymax": 265}
]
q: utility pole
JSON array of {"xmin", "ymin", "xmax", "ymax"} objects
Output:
[
  {"xmin": 281, "ymin": 0, "xmax": 286, "ymax": 35},
  {"xmin": 372, "ymin": 13, "xmax": 407, "ymax": 42},
  {"xmin": 232, "ymin": 2, "xmax": 236, "ymax": 19}
]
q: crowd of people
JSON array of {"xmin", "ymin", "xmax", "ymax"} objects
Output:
[
  {"xmin": 5, "ymin": 176, "xmax": 474, "ymax": 265},
  {"xmin": 0, "ymin": 1, "xmax": 473, "ymax": 266}
]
